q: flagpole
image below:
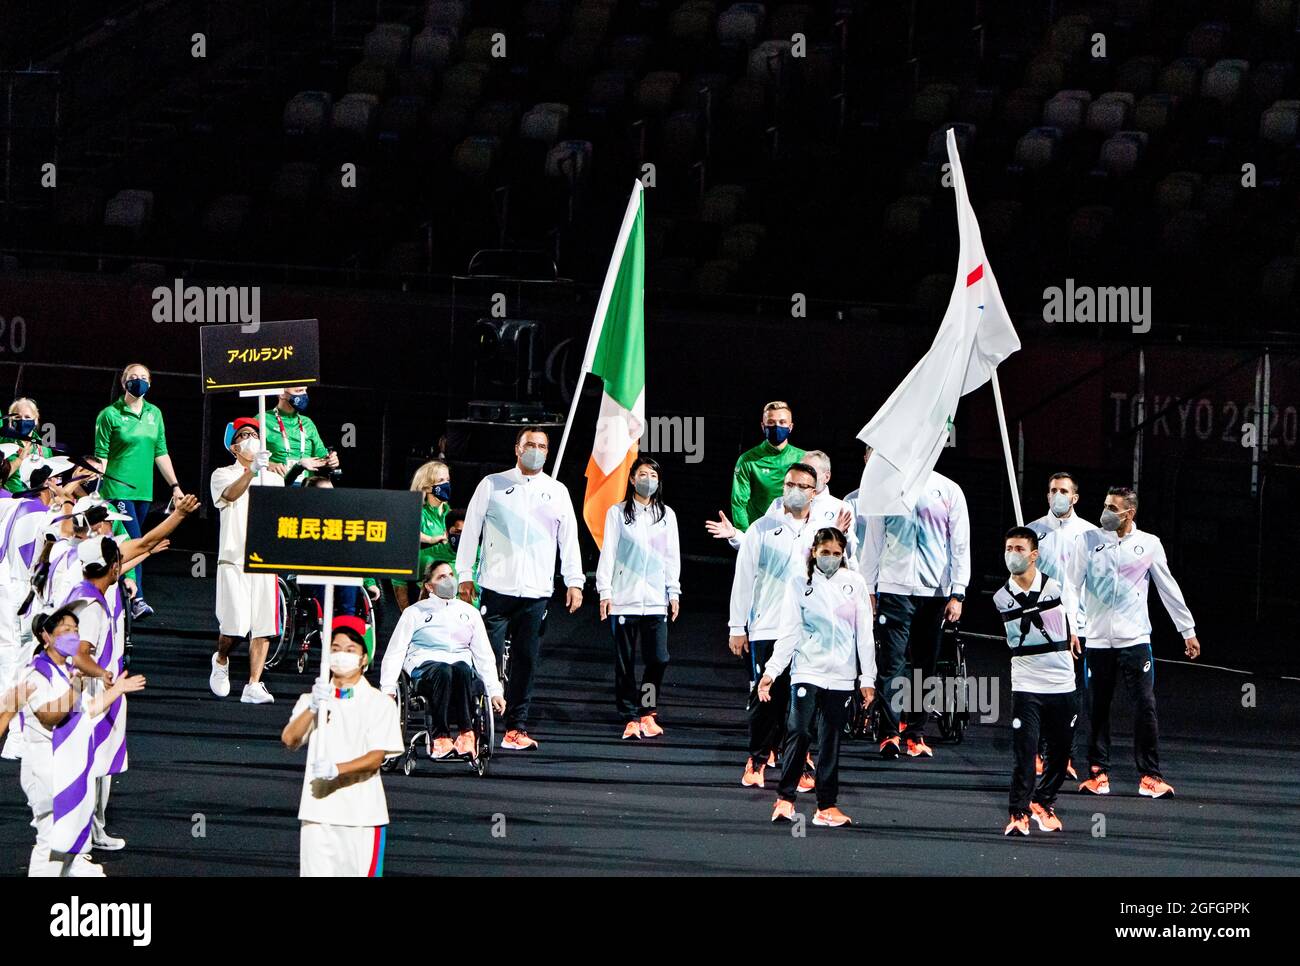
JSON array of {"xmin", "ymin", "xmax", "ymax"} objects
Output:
[
  {"xmin": 990, "ymin": 370, "xmax": 1023, "ymax": 525},
  {"xmin": 552, "ymin": 180, "xmax": 644, "ymax": 478}
]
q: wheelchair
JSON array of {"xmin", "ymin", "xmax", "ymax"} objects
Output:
[
  {"xmin": 843, "ymin": 620, "xmax": 968, "ymax": 743},
  {"xmin": 265, "ymin": 575, "xmax": 376, "ymax": 674},
  {"xmin": 384, "ymin": 666, "xmax": 495, "ymax": 777}
]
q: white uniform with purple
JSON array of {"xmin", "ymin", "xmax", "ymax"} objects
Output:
[{"xmin": 0, "ymin": 497, "xmax": 56, "ymax": 758}]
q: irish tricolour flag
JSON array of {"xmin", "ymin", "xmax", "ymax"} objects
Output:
[{"xmin": 579, "ymin": 181, "xmax": 646, "ymax": 550}]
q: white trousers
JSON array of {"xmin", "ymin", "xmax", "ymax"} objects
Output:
[{"xmin": 300, "ymin": 821, "xmax": 385, "ymax": 877}]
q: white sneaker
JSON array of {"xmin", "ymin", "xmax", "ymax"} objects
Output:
[
  {"xmin": 241, "ymin": 681, "xmax": 274, "ymax": 704},
  {"xmin": 91, "ymin": 831, "xmax": 126, "ymax": 851},
  {"xmin": 67, "ymin": 854, "xmax": 107, "ymax": 877},
  {"xmin": 209, "ymin": 652, "xmax": 230, "ymax": 698}
]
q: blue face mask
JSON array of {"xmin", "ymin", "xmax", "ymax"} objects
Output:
[
  {"xmin": 289, "ymin": 393, "xmax": 309, "ymax": 413},
  {"xmin": 125, "ymin": 378, "xmax": 149, "ymax": 397},
  {"xmin": 6, "ymin": 417, "xmax": 36, "ymax": 438},
  {"xmin": 448, "ymin": 532, "xmax": 461, "ymax": 551},
  {"xmin": 432, "ymin": 482, "xmax": 451, "ymax": 502},
  {"xmin": 764, "ymin": 425, "xmax": 791, "ymax": 446}
]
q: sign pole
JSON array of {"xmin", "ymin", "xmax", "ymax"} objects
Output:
[
  {"xmin": 297, "ymin": 575, "xmax": 363, "ymax": 765},
  {"xmin": 240, "ymin": 387, "xmax": 285, "ymax": 485}
]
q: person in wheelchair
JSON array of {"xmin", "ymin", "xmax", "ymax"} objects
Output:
[{"xmin": 379, "ymin": 561, "xmax": 504, "ymax": 761}]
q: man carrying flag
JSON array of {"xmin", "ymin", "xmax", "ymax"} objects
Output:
[{"xmin": 855, "ymin": 129, "xmax": 1021, "ymax": 760}]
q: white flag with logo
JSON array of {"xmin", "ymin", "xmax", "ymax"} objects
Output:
[{"xmin": 856, "ymin": 128, "xmax": 1021, "ymax": 516}]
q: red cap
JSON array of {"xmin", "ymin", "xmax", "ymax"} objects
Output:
[{"xmin": 232, "ymin": 416, "xmax": 260, "ymax": 434}]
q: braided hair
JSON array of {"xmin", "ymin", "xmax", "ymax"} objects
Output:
[{"xmin": 805, "ymin": 527, "xmax": 847, "ymax": 586}]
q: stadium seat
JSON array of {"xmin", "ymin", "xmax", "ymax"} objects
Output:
[
  {"xmin": 1201, "ymin": 60, "xmax": 1247, "ymax": 103},
  {"xmin": 464, "ymin": 28, "xmax": 505, "ymax": 63},
  {"xmin": 364, "ymin": 24, "xmax": 412, "ymax": 67},
  {"xmin": 1134, "ymin": 93, "xmax": 1174, "ymax": 132},
  {"xmin": 1155, "ymin": 171, "xmax": 1201, "ymax": 210},
  {"xmin": 694, "ymin": 258, "xmax": 740, "ymax": 294},
  {"xmin": 545, "ymin": 139, "xmax": 593, "ymax": 181},
  {"xmin": 1015, "ymin": 127, "xmax": 1061, "ymax": 170},
  {"xmin": 332, "ymin": 93, "xmax": 379, "ymax": 139},
  {"xmin": 1254, "ymin": 0, "xmax": 1297, "ymax": 31},
  {"xmin": 1185, "ymin": 21, "xmax": 1229, "ymax": 61},
  {"xmin": 1044, "ymin": 91, "xmax": 1090, "ymax": 133},
  {"xmin": 1114, "ymin": 55, "xmax": 1161, "ymax": 96},
  {"xmin": 348, "ymin": 61, "xmax": 392, "ymax": 98},
  {"xmin": 1086, "ymin": 96, "xmax": 1130, "ymax": 133},
  {"xmin": 412, "ymin": 27, "xmax": 457, "ymax": 69},
  {"xmin": 637, "ymin": 72, "xmax": 682, "ymax": 115},
  {"xmin": 1158, "ymin": 57, "xmax": 1205, "ymax": 98},
  {"xmin": 454, "ymin": 136, "xmax": 501, "ymax": 181},
  {"xmin": 426, "ymin": 0, "xmax": 466, "ymax": 30},
  {"xmin": 701, "ymin": 185, "xmax": 747, "ymax": 227},
  {"xmin": 103, "ymin": 189, "xmax": 155, "ymax": 236},
  {"xmin": 748, "ymin": 40, "xmax": 792, "ymax": 86},
  {"xmin": 284, "ymin": 91, "xmax": 333, "ymax": 137},
  {"xmin": 885, "ymin": 196, "xmax": 932, "ymax": 241},
  {"xmin": 1098, "ymin": 131, "xmax": 1147, "ymax": 176},
  {"xmin": 200, "ymin": 194, "xmax": 251, "ymax": 239},
  {"xmin": 519, "ymin": 103, "xmax": 569, "ymax": 144},
  {"xmin": 1260, "ymin": 101, "xmax": 1300, "ymax": 144},
  {"xmin": 717, "ymin": 4, "xmax": 764, "ymax": 47},
  {"xmin": 473, "ymin": 101, "xmax": 519, "ymax": 138},
  {"xmin": 768, "ymin": 4, "xmax": 812, "ymax": 40}
]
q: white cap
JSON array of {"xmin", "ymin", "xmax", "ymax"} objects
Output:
[
  {"xmin": 59, "ymin": 494, "xmax": 130, "ymax": 524},
  {"xmin": 19, "ymin": 454, "xmax": 74, "ymax": 488},
  {"xmin": 76, "ymin": 535, "xmax": 116, "ymax": 568}
]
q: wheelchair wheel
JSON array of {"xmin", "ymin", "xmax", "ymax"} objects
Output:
[
  {"xmin": 402, "ymin": 755, "xmax": 414, "ymax": 776},
  {"xmin": 472, "ymin": 694, "xmax": 492, "ymax": 777},
  {"xmin": 264, "ymin": 577, "xmax": 294, "ymax": 671},
  {"xmin": 382, "ymin": 675, "xmax": 412, "ymax": 774}
]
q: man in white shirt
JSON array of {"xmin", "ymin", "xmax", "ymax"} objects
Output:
[
  {"xmin": 994, "ymin": 527, "xmax": 1077, "ymax": 836},
  {"xmin": 704, "ymin": 449, "xmax": 853, "ymax": 551},
  {"xmin": 455, "ymin": 427, "xmax": 583, "ymax": 751},
  {"xmin": 728, "ymin": 463, "xmax": 822, "ymax": 789},
  {"xmin": 208, "ymin": 418, "xmax": 283, "ymax": 705},
  {"xmin": 1061, "ymin": 486, "xmax": 1201, "ymax": 799},
  {"xmin": 282, "ymin": 621, "xmax": 403, "ymax": 877},
  {"xmin": 1027, "ymin": 471, "xmax": 1096, "ymax": 776},
  {"xmin": 858, "ymin": 461, "xmax": 970, "ymax": 759}
]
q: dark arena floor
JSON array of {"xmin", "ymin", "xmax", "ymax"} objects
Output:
[{"xmin": 4, "ymin": 571, "xmax": 1296, "ymax": 878}]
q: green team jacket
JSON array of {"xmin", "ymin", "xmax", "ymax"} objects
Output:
[{"xmin": 730, "ymin": 440, "xmax": 806, "ymax": 531}]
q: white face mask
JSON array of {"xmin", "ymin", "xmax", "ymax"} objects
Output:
[
  {"xmin": 519, "ymin": 448, "xmax": 546, "ymax": 471},
  {"xmin": 237, "ymin": 437, "xmax": 258, "ymax": 457},
  {"xmin": 329, "ymin": 652, "xmax": 362, "ymax": 675},
  {"xmin": 1050, "ymin": 492, "xmax": 1072, "ymax": 516}
]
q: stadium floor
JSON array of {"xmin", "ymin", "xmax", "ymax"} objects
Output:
[{"xmin": 2, "ymin": 575, "xmax": 1297, "ymax": 877}]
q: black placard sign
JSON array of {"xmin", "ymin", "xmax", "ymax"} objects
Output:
[
  {"xmin": 245, "ymin": 486, "xmax": 422, "ymax": 577},
  {"xmin": 200, "ymin": 318, "xmax": 320, "ymax": 392}
]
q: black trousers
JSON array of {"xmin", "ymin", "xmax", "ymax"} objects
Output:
[
  {"xmin": 747, "ymin": 639, "xmax": 789, "ymax": 768},
  {"xmin": 1087, "ymin": 643, "xmax": 1161, "ymax": 779},
  {"xmin": 411, "ymin": 661, "xmax": 477, "ymax": 737},
  {"xmin": 1010, "ymin": 690, "xmax": 1077, "ymax": 814},
  {"xmin": 778, "ymin": 683, "xmax": 851, "ymax": 809},
  {"xmin": 610, "ymin": 614, "xmax": 670, "ymax": 721},
  {"xmin": 1039, "ymin": 640, "xmax": 1090, "ymax": 766},
  {"xmin": 480, "ymin": 588, "xmax": 548, "ymax": 731},
  {"xmin": 875, "ymin": 593, "xmax": 946, "ymax": 739}
]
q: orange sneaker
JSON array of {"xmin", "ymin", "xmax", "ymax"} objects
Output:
[
  {"xmin": 813, "ymin": 807, "xmax": 852, "ymax": 827},
  {"xmin": 501, "ymin": 729, "xmax": 539, "ymax": 750},
  {"xmin": 621, "ymin": 720, "xmax": 642, "ymax": 740},
  {"xmin": 804, "ymin": 753, "xmax": 816, "ymax": 772},
  {"xmin": 771, "ymin": 799, "xmax": 795, "ymax": 822},
  {"xmin": 879, "ymin": 736, "xmax": 902, "ymax": 759},
  {"xmin": 1139, "ymin": 776, "xmax": 1175, "ymax": 799},
  {"xmin": 1066, "ymin": 759, "xmax": 1078, "ymax": 780},
  {"xmin": 797, "ymin": 771, "xmax": 816, "ymax": 794},
  {"xmin": 431, "ymin": 736, "xmax": 455, "ymax": 759},
  {"xmin": 906, "ymin": 737, "xmax": 934, "ymax": 758},
  {"xmin": 1003, "ymin": 813, "xmax": 1030, "ymax": 836},
  {"xmin": 899, "ymin": 720, "xmax": 908, "ymax": 733},
  {"xmin": 1078, "ymin": 769, "xmax": 1110, "ymax": 795},
  {"xmin": 639, "ymin": 714, "xmax": 663, "ymax": 737},
  {"xmin": 742, "ymin": 759, "xmax": 766, "ymax": 788},
  {"xmin": 1035, "ymin": 755, "xmax": 1044, "ymax": 776},
  {"xmin": 453, "ymin": 730, "xmax": 477, "ymax": 759},
  {"xmin": 1030, "ymin": 801, "xmax": 1063, "ymax": 832},
  {"xmin": 767, "ymin": 750, "xmax": 777, "ymax": 768}
]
